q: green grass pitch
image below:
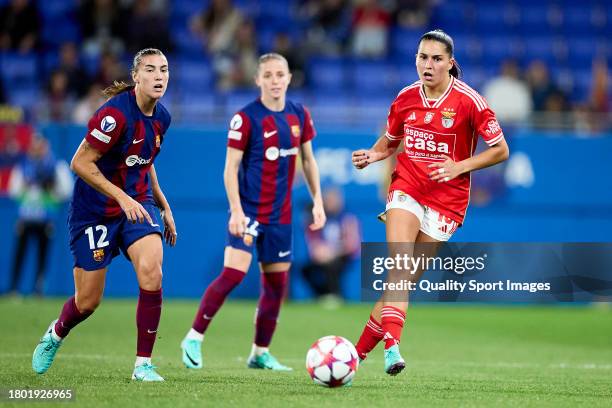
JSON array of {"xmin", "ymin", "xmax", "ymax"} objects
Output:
[{"xmin": 0, "ymin": 298, "xmax": 610, "ymax": 407}]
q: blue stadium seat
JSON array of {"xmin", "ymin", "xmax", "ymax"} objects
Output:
[
  {"xmin": 307, "ymin": 57, "xmax": 348, "ymax": 91},
  {"xmin": 39, "ymin": 0, "xmax": 75, "ymax": 20},
  {"xmin": 224, "ymin": 90, "xmax": 258, "ymax": 114},
  {"xmin": 351, "ymin": 60, "xmax": 399, "ymax": 94},
  {"xmin": 0, "ymin": 53, "xmax": 38, "ymax": 85},
  {"xmin": 41, "ymin": 18, "xmax": 80, "ymax": 48},
  {"xmin": 175, "ymin": 58, "xmax": 213, "ymax": 93},
  {"xmin": 6, "ymin": 85, "xmax": 40, "ymax": 109},
  {"xmin": 390, "ymin": 28, "xmax": 422, "ymax": 59},
  {"xmin": 174, "ymin": 26, "xmax": 204, "ymax": 55}
]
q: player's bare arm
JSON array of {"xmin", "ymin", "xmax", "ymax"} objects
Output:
[
  {"xmin": 428, "ymin": 138, "xmax": 510, "ymax": 182},
  {"xmin": 149, "ymin": 165, "xmax": 177, "ymax": 246},
  {"xmin": 224, "ymin": 147, "xmax": 247, "ymax": 236},
  {"xmin": 300, "ymin": 141, "xmax": 326, "ymax": 230},
  {"xmin": 352, "ymin": 133, "xmax": 398, "ymax": 169},
  {"xmin": 70, "ymin": 139, "xmax": 152, "ymax": 224}
]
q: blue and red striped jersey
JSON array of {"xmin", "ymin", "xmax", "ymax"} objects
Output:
[
  {"xmin": 227, "ymin": 99, "xmax": 316, "ymax": 225},
  {"xmin": 71, "ymin": 89, "xmax": 171, "ymax": 218}
]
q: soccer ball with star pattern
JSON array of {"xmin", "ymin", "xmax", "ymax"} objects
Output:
[{"xmin": 306, "ymin": 335, "xmax": 359, "ymax": 387}]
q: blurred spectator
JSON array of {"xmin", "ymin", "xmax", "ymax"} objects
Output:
[
  {"xmin": 525, "ymin": 60, "xmax": 566, "ymax": 112},
  {"xmin": 190, "ymin": 0, "xmax": 243, "ymax": 55},
  {"xmin": 72, "ymin": 84, "xmax": 106, "ymax": 125},
  {"xmin": 302, "ymin": 0, "xmax": 351, "ymax": 56},
  {"xmin": 0, "ymin": 0, "xmax": 40, "ymax": 53},
  {"xmin": 350, "ymin": 0, "xmax": 391, "ymax": 58},
  {"xmin": 79, "ymin": 0, "xmax": 126, "ymax": 57},
  {"xmin": 124, "ymin": 0, "xmax": 172, "ymax": 54},
  {"xmin": 94, "ymin": 50, "xmax": 129, "ymax": 87},
  {"xmin": 483, "ymin": 60, "xmax": 533, "ymax": 124},
  {"xmin": 0, "ymin": 79, "xmax": 6, "ymax": 104},
  {"xmin": 56, "ymin": 42, "xmax": 91, "ymax": 98},
  {"xmin": 215, "ymin": 20, "xmax": 258, "ymax": 90},
  {"xmin": 302, "ymin": 187, "xmax": 360, "ymax": 303},
  {"xmin": 37, "ymin": 70, "xmax": 76, "ymax": 122},
  {"xmin": 590, "ymin": 59, "xmax": 609, "ymax": 114},
  {"xmin": 7, "ymin": 135, "xmax": 72, "ymax": 296},
  {"xmin": 272, "ymin": 33, "xmax": 306, "ymax": 88},
  {"xmin": 394, "ymin": 0, "xmax": 431, "ymax": 29}
]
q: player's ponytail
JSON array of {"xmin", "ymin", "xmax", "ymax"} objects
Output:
[
  {"xmin": 102, "ymin": 81, "xmax": 134, "ymax": 99},
  {"xmin": 419, "ymin": 29, "xmax": 463, "ymax": 79}
]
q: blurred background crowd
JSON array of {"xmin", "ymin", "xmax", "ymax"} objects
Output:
[{"xmin": 0, "ymin": 0, "xmax": 609, "ymax": 129}]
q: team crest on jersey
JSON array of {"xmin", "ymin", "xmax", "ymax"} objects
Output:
[
  {"xmin": 424, "ymin": 112, "xmax": 434, "ymax": 124},
  {"xmin": 93, "ymin": 249, "xmax": 105, "ymax": 262},
  {"xmin": 407, "ymin": 112, "xmax": 416, "ymax": 122},
  {"xmin": 441, "ymin": 109, "xmax": 456, "ymax": 129},
  {"xmin": 243, "ymin": 234, "xmax": 253, "ymax": 246},
  {"xmin": 291, "ymin": 125, "xmax": 301, "ymax": 137},
  {"xmin": 155, "ymin": 134, "xmax": 161, "ymax": 148},
  {"xmin": 100, "ymin": 116, "xmax": 116, "ymax": 132}
]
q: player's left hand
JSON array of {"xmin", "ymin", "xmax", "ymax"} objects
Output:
[
  {"xmin": 161, "ymin": 208, "xmax": 178, "ymax": 247},
  {"xmin": 428, "ymin": 155, "xmax": 464, "ymax": 183},
  {"xmin": 310, "ymin": 202, "xmax": 326, "ymax": 231}
]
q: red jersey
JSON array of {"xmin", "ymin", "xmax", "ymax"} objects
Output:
[{"xmin": 385, "ymin": 76, "xmax": 505, "ymax": 224}]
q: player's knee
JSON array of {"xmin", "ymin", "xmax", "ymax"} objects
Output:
[
  {"xmin": 136, "ymin": 258, "xmax": 163, "ymax": 290},
  {"xmin": 76, "ymin": 293, "xmax": 102, "ymax": 313}
]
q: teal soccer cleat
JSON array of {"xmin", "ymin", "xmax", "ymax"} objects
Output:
[
  {"xmin": 247, "ymin": 352, "xmax": 292, "ymax": 371},
  {"xmin": 384, "ymin": 344, "xmax": 406, "ymax": 376},
  {"xmin": 132, "ymin": 363, "xmax": 164, "ymax": 381},
  {"xmin": 32, "ymin": 320, "xmax": 62, "ymax": 374},
  {"xmin": 181, "ymin": 338, "xmax": 203, "ymax": 369}
]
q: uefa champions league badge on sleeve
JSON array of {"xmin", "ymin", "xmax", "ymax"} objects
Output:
[{"xmin": 101, "ymin": 116, "xmax": 116, "ymax": 132}]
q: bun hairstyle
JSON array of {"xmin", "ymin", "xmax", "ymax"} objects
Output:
[
  {"xmin": 419, "ymin": 29, "xmax": 462, "ymax": 79},
  {"xmin": 102, "ymin": 48, "xmax": 165, "ymax": 98}
]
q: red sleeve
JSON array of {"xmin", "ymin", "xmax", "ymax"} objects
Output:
[
  {"xmin": 301, "ymin": 106, "xmax": 316, "ymax": 144},
  {"xmin": 472, "ymin": 106, "xmax": 504, "ymax": 146},
  {"xmin": 227, "ymin": 111, "xmax": 251, "ymax": 150},
  {"xmin": 384, "ymin": 99, "xmax": 403, "ymax": 148},
  {"xmin": 85, "ymin": 106, "xmax": 127, "ymax": 154}
]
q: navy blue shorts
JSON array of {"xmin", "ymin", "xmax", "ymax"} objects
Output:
[
  {"xmin": 68, "ymin": 203, "xmax": 162, "ymax": 271},
  {"xmin": 225, "ymin": 216, "xmax": 293, "ymax": 263}
]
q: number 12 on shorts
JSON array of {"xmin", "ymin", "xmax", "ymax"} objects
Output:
[{"xmin": 85, "ymin": 225, "xmax": 110, "ymax": 249}]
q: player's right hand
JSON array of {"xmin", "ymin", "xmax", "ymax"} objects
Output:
[
  {"xmin": 119, "ymin": 195, "xmax": 153, "ymax": 224},
  {"xmin": 228, "ymin": 210, "xmax": 247, "ymax": 237},
  {"xmin": 352, "ymin": 149, "xmax": 373, "ymax": 169}
]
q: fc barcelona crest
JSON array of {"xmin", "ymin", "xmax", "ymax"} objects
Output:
[
  {"xmin": 441, "ymin": 109, "xmax": 456, "ymax": 129},
  {"xmin": 291, "ymin": 125, "xmax": 301, "ymax": 137},
  {"xmin": 243, "ymin": 233, "xmax": 254, "ymax": 246},
  {"xmin": 155, "ymin": 134, "xmax": 161, "ymax": 148},
  {"xmin": 93, "ymin": 249, "xmax": 105, "ymax": 262},
  {"xmin": 424, "ymin": 112, "xmax": 434, "ymax": 124}
]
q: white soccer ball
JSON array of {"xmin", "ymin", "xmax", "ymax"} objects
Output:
[{"xmin": 306, "ymin": 335, "xmax": 359, "ymax": 387}]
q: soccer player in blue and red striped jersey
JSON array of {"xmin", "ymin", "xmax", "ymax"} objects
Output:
[
  {"xmin": 31, "ymin": 48, "xmax": 176, "ymax": 382},
  {"xmin": 181, "ymin": 53, "xmax": 326, "ymax": 371}
]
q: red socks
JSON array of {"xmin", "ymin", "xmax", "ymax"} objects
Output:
[
  {"xmin": 355, "ymin": 314, "xmax": 384, "ymax": 360},
  {"xmin": 136, "ymin": 288, "xmax": 162, "ymax": 357},
  {"xmin": 54, "ymin": 296, "xmax": 93, "ymax": 338},
  {"xmin": 381, "ymin": 306, "xmax": 406, "ymax": 349},
  {"xmin": 254, "ymin": 271, "xmax": 288, "ymax": 347},
  {"xmin": 192, "ymin": 267, "xmax": 246, "ymax": 334}
]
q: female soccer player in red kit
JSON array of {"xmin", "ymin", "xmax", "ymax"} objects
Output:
[
  {"xmin": 352, "ymin": 30, "xmax": 509, "ymax": 375},
  {"xmin": 181, "ymin": 53, "xmax": 326, "ymax": 371},
  {"xmin": 32, "ymin": 48, "xmax": 176, "ymax": 381}
]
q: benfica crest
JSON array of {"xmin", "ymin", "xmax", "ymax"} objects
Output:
[
  {"xmin": 441, "ymin": 109, "xmax": 456, "ymax": 128},
  {"xmin": 93, "ymin": 249, "xmax": 105, "ymax": 262}
]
